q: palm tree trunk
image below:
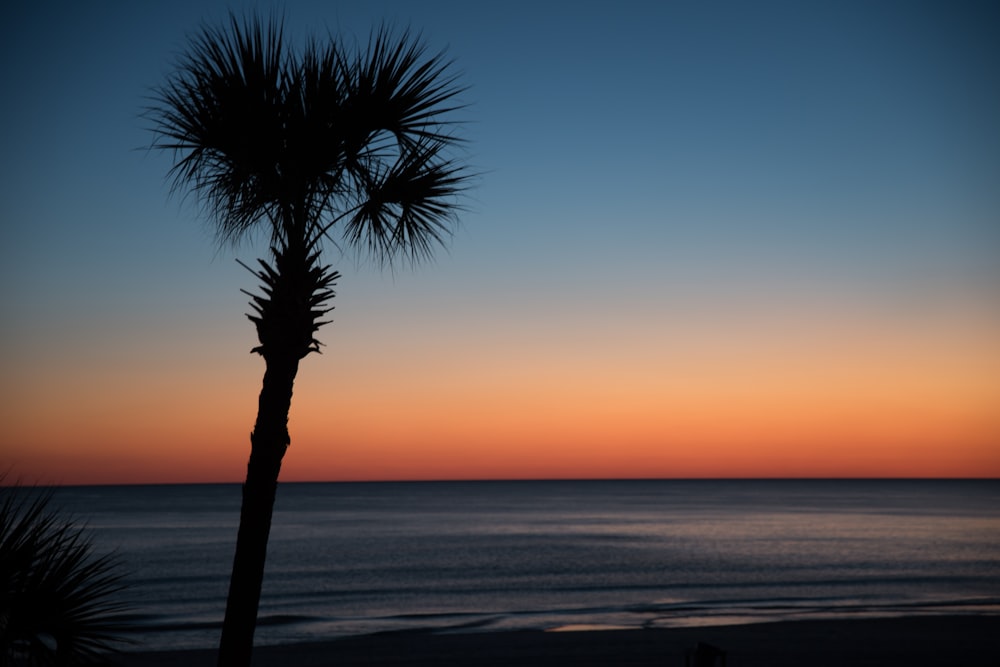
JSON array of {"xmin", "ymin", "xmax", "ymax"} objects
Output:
[
  {"xmin": 215, "ymin": 233, "xmax": 336, "ymax": 667},
  {"xmin": 218, "ymin": 354, "xmax": 299, "ymax": 667}
]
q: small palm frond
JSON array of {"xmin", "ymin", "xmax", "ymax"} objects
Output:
[{"xmin": 0, "ymin": 483, "xmax": 130, "ymax": 666}]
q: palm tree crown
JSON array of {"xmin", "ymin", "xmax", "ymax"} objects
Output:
[{"xmin": 150, "ymin": 13, "xmax": 468, "ymax": 263}]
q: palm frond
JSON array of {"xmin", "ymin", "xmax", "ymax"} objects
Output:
[
  {"xmin": 345, "ymin": 137, "xmax": 469, "ymax": 263},
  {"xmin": 351, "ymin": 26, "xmax": 468, "ymax": 148},
  {"xmin": 147, "ymin": 12, "xmax": 289, "ymax": 245},
  {"xmin": 0, "ymin": 483, "xmax": 131, "ymax": 665}
]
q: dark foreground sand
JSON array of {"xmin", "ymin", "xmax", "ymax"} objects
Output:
[{"xmin": 113, "ymin": 615, "xmax": 999, "ymax": 666}]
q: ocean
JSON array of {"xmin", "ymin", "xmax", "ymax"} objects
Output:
[{"xmin": 49, "ymin": 479, "xmax": 1000, "ymax": 652}]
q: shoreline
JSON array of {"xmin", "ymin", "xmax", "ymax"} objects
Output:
[{"xmin": 112, "ymin": 614, "xmax": 999, "ymax": 666}]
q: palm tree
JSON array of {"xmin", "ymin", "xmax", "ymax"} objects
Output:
[
  {"xmin": 0, "ymin": 481, "xmax": 130, "ymax": 666},
  {"xmin": 147, "ymin": 13, "xmax": 470, "ymax": 667}
]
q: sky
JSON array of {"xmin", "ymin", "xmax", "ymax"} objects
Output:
[{"xmin": 2, "ymin": 1, "xmax": 999, "ymax": 485}]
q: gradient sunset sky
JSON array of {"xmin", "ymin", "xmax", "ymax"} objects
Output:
[{"xmin": 2, "ymin": 1, "xmax": 998, "ymax": 485}]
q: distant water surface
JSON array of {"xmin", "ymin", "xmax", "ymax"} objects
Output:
[{"xmin": 50, "ymin": 479, "xmax": 1000, "ymax": 651}]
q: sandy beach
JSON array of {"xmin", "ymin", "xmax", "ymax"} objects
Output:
[{"xmin": 112, "ymin": 615, "xmax": 999, "ymax": 666}]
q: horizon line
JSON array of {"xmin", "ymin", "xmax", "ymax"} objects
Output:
[{"xmin": 9, "ymin": 476, "xmax": 999, "ymax": 488}]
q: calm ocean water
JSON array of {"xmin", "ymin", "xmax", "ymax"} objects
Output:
[{"xmin": 49, "ymin": 479, "xmax": 1000, "ymax": 651}]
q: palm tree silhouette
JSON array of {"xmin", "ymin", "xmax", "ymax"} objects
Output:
[{"xmin": 148, "ymin": 13, "xmax": 470, "ymax": 667}]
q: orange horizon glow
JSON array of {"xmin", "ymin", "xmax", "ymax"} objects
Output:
[
  {"xmin": 7, "ymin": 363, "xmax": 998, "ymax": 486},
  {"xmin": 5, "ymin": 289, "xmax": 999, "ymax": 487}
]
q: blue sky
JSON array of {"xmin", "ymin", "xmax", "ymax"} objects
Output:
[{"xmin": 2, "ymin": 1, "xmax": 999, "ymax": 482}]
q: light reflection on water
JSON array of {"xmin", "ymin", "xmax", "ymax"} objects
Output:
[{"xmin": 48, "ymin": 479, "xmax": 1000, "ymax": 650}]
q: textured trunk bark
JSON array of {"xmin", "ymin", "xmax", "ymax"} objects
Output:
[{"xmin": 217, "ymin": 354, "xmax": 299, "ymax": 667}]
